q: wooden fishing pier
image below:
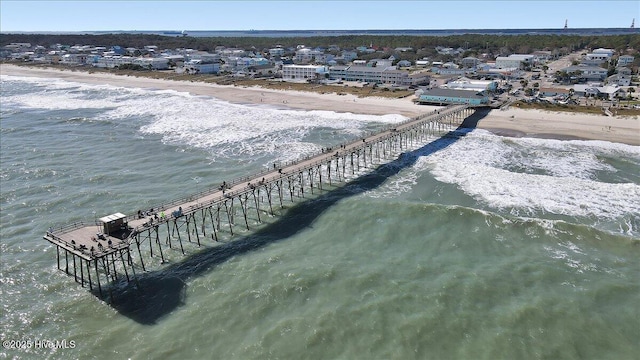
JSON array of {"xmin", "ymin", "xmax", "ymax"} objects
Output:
[{"xmin": 43, "ymin": 104, "xmax": 473, "ymax": 297}]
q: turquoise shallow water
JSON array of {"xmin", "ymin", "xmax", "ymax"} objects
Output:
[{"xmin": 1, "ymin": 75, "xmax": 639, "ymax": 360}]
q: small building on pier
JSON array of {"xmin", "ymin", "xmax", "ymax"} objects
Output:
[{"xmin": 99, "ymin": 212, "xmax": 128, "ymax": 237}]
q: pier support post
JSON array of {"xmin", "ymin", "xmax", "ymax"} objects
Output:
[
  {"xmin": 207, "ymin": 207, "xmax": 219, "ymax": 242},
  {"xmin": 86, "ymin": 260, "xmax": 92, "ymax": 290},
  {"xmin": 224, "ymin": 200, "xmax": 234, "ymax": 236},
  {"xmin": 79, "ymin": 256, "xmax": 84, "ymax": 287},
  {"xmin": 72, "ymin": 254, "xmax": 77, "ymax": 283},
  {"xmin": 252, "ymin": 189, "xmax": 261, "ymax": 223},
  {"xmin": 135, "ymin": 235, "xmax": 146, "ymax": 271},
  {"xmin": 94, "ymin": 260, "xmax": 102, "ymax": 298},
  {"xmin": 239, "ymin": 194, "xmax": 250, "ymax": 230},
  {"xmin": 119, "ymin": 249, "xmax": 130, "ymax": 282}
]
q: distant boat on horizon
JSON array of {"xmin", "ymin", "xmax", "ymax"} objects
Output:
[{"xmin": 162, "ymin": 30, "xmax": 188, "ymax": 36}]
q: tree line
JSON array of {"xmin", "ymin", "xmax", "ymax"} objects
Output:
[{"xmin": 2, "ymin": 32, "xmax": 639, "ymax": 57}]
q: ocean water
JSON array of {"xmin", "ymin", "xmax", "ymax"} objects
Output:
[{"xmin": 1, "ymin": 75, "xmax": 639, "ymax": 360}]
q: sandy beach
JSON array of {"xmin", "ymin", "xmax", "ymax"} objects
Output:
[
  {"xmin": 478, "ymin": 107, "xmax": 639, "ymax": 145},
  {"xmin": 0, "ymin": 64, "xmax": 426, "ymax": 117},
  {"xmin": 2, "ymin": 64, "xmax": 639, "ymax": 145}
]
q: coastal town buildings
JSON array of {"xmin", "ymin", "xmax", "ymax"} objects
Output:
[{"xmin": 1, "ymin": 40, "xmax": 637, "ymax": 105}]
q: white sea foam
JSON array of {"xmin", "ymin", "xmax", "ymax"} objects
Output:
[
  {"xmin": 2, "ymin": 75, "xmax": 130, "ymax": 110},
  {"xmin": 129, "ymin": 92, "xmax": 406, "ymax": 161},
  {"xmin": 2, "ymin": 75, "xmax": 407, "ymax": 163},
  {"xmin": 419, "ymin": 130, "xmax": 640, "ymax": 221}
]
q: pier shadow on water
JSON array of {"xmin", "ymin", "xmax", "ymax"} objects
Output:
[{"xmin": 103, "ymin": 108, "xmax": 489, "ymax": 325}]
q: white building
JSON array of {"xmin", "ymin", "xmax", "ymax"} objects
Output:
[
  {"xmin": 532, "ymin": 51, "xmax": 553, "ymax": 62},
  {"xmin": 444, "ymin": 77, "xmax": 497, "ymax": 92},
  {"xmin": 341, "ymin": 51, "xmax": 358, "ymax": 62},
  {"xmin": 608, "ymin": 67, "xmax": 632, "ymax": 86},
  {"xmin": 294, "ymin": 48, "xmax": 323, "ymax": 64},
  {"xmin": 561, "ymin": 65, "xmax": 608, "ymax": 81},
  {"xmin": 60, "ymin": 53, "xmax": 88, "ymax": 65},
  {"xmin": 583, "ymin": 53, "xmax": 611, "ymax": 65},
  {"xmin": 269, "ymin": 47, "xmax": 285, "ymax": 57},
  {"xmin": 93, "ymin": 55, "xmax": 134, "ymax": 68},
  {"xmin": 282, "ymin": 64, "xmax": 328, "ymax": 81},
  {"xmin": 573, "ymin": 84, "xmax": 625, "ymax": 100},
  {"xmin": 460, "ymin": 57, "xmax": 481, "ymax": 68},
  {"xmin": 181, "ymin": 60, "xmax": 219, "ymax": 74},
  {"xmin": 495, "ymin": 54, "xmax": 535, "ymax": 69},
  {"xmin": 133, "ymin": 57, "xmax": 169, "ymax": 70},
  {"xmin": 592, "ymin": 48, "xmax": 615, "ymax": 56},
  {"xmin": 188, "ymin": 52, "xmax": 220, "ymax": 63}
]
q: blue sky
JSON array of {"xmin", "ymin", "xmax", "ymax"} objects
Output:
[{"xmin": 1, "ymin": 0, "xmax": 638, "ymax": 32}]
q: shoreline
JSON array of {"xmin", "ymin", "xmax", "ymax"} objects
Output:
[
  {"xmin": 477, "ymin": 107, "xmax": 639, "ymax": 145},
  {"xmin": 2, "ymin": 64, "xmax": 639, "ymax": 145},
  {"xmin": 0, "ymin": 64, "xmax": 429, "ymax": 118}
]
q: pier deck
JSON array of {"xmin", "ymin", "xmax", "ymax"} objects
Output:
[{"xmin": 43, "ymin": 104, "xmax": 473, "ymax": 296}]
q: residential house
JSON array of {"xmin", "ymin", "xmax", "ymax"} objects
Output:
[
  {"xmin": 405, "ymin": 72, "xmax": 430, "ymax": 86},
  {"xmin": 313, "ymin": 53, "xmax": 335, "ymax": 64},
  {"xmin": 460, "ymin": 57, "xmax": 481, "ymax": 69},
  {"xmin": 188, "ymin": 52, "xmax": 221, "ymax": 63},
  {"xmin": 181, "ymin": 59, "xmax": 219, "ymax": 74},
  {"xmin": 94, "ymin": 55, "xmax": 135, "ymax": 68},
  {"xmin": 356, "ymin": 46, "xmax": 376, "ymax": 54},
  {"xmin": 532, "ymin": 51, "xmax": 553, "ymax": 62},
  {"xmin": 247, "ymin": 64, "xmax": 277, "ymax": 78},
  {"xmin": 294, "ymin": 48, "xmax": 324, "ymax": 64},
  {"xmin": 61, "ymin": 53, "xmax": 88, "ymax": 65},
  {"xmin": 495, "ymin": 54, "xmax": 535, "ymax": 69},
  {"xmin": 269, "ymin": 47, "xmax": 285, "ymax": 57},
  {"xmin": 592, "ymin": 48, "xmax": 615, "ymax": 56},
  {"xmin": 133, "ymin": 57, "xmax": 169, "ymax": 70},
  {"xmin": 607, "ymin": 67, "xmax": 632, "ymax": 86},
  {"xmin": 618, "ymin": 55, "xmax": 634, "ymax": 67},
  {"xmin": 582, "ymin": 53, "xmax": 611, "ymax": 66},
  {"xmin": 432, "ymin": 62, "xmax": 468, "ymax": 76},
  {"xmin": 561, "ymin": 65, "xmax": 608, "ymax": 82},
  {"xmin": 539, "ymin": 87, "xmax": 571, "ymax": 98},
  {"xmin": 573, "ymin": 84, "xmax": 625, "ymax": 100},
  {"xmin": 341, "ymin": 50, "xmax": 358, "ymax": 62}
]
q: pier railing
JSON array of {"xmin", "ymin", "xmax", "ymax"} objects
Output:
[{"xmin": 126, "ymin": 109, "xmax": 452, "ymax": 225}]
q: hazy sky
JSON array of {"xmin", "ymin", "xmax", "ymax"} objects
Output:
[{"xmin": 1, "ymin": 0, "xmax": 638, "ymax": 32}]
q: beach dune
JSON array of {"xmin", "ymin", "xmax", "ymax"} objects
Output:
[{"xmin": 2, "ymin": 64, "xmax": 638, "ymax": 145}]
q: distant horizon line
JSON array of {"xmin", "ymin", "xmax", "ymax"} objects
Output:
[{"xmin": 2, "ymin": 26, "xmax": 639, "ymax": 33}]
